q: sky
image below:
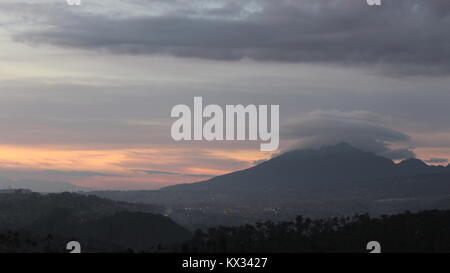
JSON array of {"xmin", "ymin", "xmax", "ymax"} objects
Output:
[{"xmin": 0, "ymin": 0, "xmax": 450, "ymax": 191}]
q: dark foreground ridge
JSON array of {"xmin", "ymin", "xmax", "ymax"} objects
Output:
[
  {"xmin": 0, "ymin": 190, "xmax": 191, "ymax": 252},
  {"xmin": 179, "ymin": 209, "xmax": 450, "ymax": 253},
  {"xmin": 2, "ymin": 200, "xmax": 450, "ymax": 253}
]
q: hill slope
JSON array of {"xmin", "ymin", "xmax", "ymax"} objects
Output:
[
  {"xmin": 160, "ymin": 143, "xmax": 450, "ymax": 199},
  {"xmin": 0, "ymin": 190, "xmax": 191, "ymax": 251}
]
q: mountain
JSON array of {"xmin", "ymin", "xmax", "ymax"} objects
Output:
[
  {"xmin": 91, "ymin": 144, "xmax": 450, "ymax": 226},
  {"xmin": 161, "ymin": 143, "xmax": 449, "ymax": 197}
]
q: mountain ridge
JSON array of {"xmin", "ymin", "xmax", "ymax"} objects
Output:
[
  {"xmin": 161, "ymin": 143, "xmax": 449, "ymax": 194},
  {"xmin": 89, "ymin": 144, "xmax": 450, "ymax": 225}
]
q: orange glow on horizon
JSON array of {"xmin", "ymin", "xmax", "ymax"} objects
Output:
[{"xmin": 0, "ymin": 145, "xmax": 274, "ymax": 189}]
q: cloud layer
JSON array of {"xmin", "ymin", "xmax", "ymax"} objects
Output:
[
  {"xmin": 425, "ymin": 158, "xmax": 449, "ymax": 164},
  {"xmin": 283, "ymin": 110, "xmax": 415, "ymax": 160},
  {"xmin": 10, "ymin": 0, "xmax": 450, "ymax": 75}
]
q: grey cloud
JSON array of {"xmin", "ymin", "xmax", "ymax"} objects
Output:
[
  {"xmin": 11, "ymin": 0, "xmax": 450, "ymax": 75},
  {"xmin": 283, "ymin": 110, "xmax": 410, "ymax": 142},
  {"xmin": 132, "ymin": 169, "xmax": 179, "ymax": 175},
  {"xmin": 380, "ymin": 147, "xmax": 416, "ymax": 161},
  {"xmin": 132, "ymin": 169, "xmax": 214, "ymax": 178},
  {"xmin": 42, "ymin": 170, "xmax": 124, "ymax": 177},
  {"xmin": 182, "ymin": 174, "xmax": 214, "ymax": 178},
  {"xmin": 425, "ymin": 158, "xmax": 449, "ymax": 164},
  {"xmin": 252, "ymin": 159, "xmax": 267, "ymax": 166},
  {"xmin": 283, "ymin": 110, "xmax": 415, "ymax": 160}
]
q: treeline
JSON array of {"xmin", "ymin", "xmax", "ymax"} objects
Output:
[
  {"xmin": 0, "ymin": 190, "xmax": 162, "ymax": 229},
  {"xmin": 0, "ymin": 211, "xmax": 192, "ymax": 253},
  {"xmin": 0, "ymin": 190, "xmax": 191, "ymax": 252},
  {"xmin": 4, "ymin": 189, "xmax": 450, "ymax": 253},
  {"xmin": 179, "ymin": 210, "xmax": 450, "ymax": 252},
  {"xmin": 0, "ymin": 230, "xmax": 72, "ymax": 253}
]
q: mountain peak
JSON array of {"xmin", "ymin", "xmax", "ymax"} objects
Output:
[
  {"xmin": 279, "ymin": 143, "xmax": 366, "ymax": 160},
  {"xmin": 319, "ymin": 143, "xmax": 364, "ymax": 153},
  {"xmin": 161, "ymin": 142, "xmax": 449, "ymax": 201},
  {"xmin": 398, "ymin": 158, "xmax": 428, "ymax": 168}
]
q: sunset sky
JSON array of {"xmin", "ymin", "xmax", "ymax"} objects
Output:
[{"xmin": 0, "ymin": 0, "xmax": 450, "ymax": 191}]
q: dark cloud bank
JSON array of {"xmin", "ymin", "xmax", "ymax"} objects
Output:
[{"xmin": 12, "ymin": 0, "xmax": 450, "ymax": 76}]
